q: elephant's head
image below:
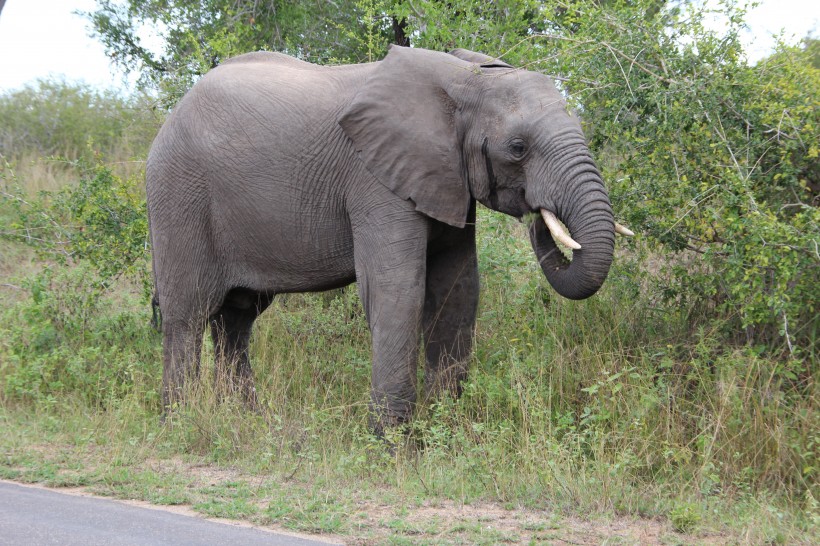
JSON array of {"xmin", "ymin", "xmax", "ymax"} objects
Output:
[{"xmin": 341, "ymin": 46, "xmax": 627, "ymax": 300}]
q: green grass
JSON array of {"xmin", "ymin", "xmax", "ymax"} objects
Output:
[{"xmin": 1, "ymin": 150, "xmax": 817, "ymax": 544}]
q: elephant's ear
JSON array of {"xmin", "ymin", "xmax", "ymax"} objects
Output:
[
  {"xmin": 448, "ymin": 48, "xmax": 513, "ymax": 69},
  {"xmin": 339, "ymin": 46, "xmax": 473, "ymax": 228}
]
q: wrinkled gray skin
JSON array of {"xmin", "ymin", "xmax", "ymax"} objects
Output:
[{"xmin": 147, "ymin": 46, "xmax": 615, "ymax": 432}]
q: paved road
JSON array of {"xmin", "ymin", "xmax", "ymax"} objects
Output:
[{"xmin": 0, "ymin": 481, "xmax": 339, "ymax": 546}]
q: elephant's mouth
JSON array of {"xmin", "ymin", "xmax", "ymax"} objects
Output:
[
  {"xmin": 538, "ymin": 208, "xmax": 633, "ymax": 251},
  {"xmin": 530, "ymin": 205, "xmax": 634, "ymax": 301},
  {"xmin": 540, "ymin": 209, "xmax": 581, "ymax": 249}
]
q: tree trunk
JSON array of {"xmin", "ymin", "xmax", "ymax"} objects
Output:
[{"xmin": 392, "ymin": 17, "xmax": 410, "ymax": 47}]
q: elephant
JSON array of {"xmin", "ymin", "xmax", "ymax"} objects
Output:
[{"xmin": 146, "ymin": 45, "xmax": 631, "ymax": 432}]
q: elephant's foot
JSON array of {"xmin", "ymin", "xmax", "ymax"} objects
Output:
[
  {"xmin": 370, "ymin": 415, "xmax": 407, "ymax": 438},
  {"xmin": 368, "ymin": 403, "xmax": 413, "ymax": 449},
  {"xmin": 423, "ymin": 360, "xmax": 468, "ymax": 403},
  {"xmin": 239, "ymin": 381, "xmax": 261, "ymax": 413},
  {"xmin": 370, "ymin": 420, "xmax": 411, "ymax": 457},
  {"xmin": 213, "ymin": 369, "xmax": 260, "ymax": 412}
]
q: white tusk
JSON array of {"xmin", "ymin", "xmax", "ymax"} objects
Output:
[
  {"xmin": 541, "ymin": 209, "xmax": 581, "ymax": 250},
  {"xmin": 615, "ymin": 223, "xmax": 635, "ymax": 236}
]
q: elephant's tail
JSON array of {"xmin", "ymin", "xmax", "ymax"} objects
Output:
[{"xmin": 150, "ymin": 292, "xmax": 162, "ymax": 331}]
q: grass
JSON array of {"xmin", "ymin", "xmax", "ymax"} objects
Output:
[{"xmin": 1, "ymin": 137, "xmax": 817, "ymax": 544}]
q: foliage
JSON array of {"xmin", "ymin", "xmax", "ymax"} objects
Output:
[
  {"xmin": 390, "ymin": 0, "xmax": 546, "ymax": 59},
  {"xmin": 0, "ymin": 79, "xmax": 157, "ymax": 161},
  {"xmin": 0, "ymin": 264, "xmax": 160, "ymax": 406},
  {"xmin": 517, "ymin": 0, "xmax": 820, "ymax": 354},
  {"xmin": 86, "ymin": 0, "xmax": 553, "ymax": 100},
  {"xmin": 669, "ymin": 501, "xmax": 703, "ymax": 534},
  {"xmin": 1, "ymin": 160, "xmax": 151, "ymax": 296}
]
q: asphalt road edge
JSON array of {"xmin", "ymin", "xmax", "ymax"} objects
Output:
[{"xmin": 0, "ymin": 479, "xmax": 343, "ymax": 545}]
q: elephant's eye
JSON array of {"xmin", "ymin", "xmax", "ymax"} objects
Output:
[{"xmin": 508, "ymin": 140, "xmax": 527, "ymax": 159}]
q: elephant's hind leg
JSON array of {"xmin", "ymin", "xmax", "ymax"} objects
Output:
[
  {"xmin": 423, "ymin": 210, "xmax": 478, "ymax": 400},
  {"xmin": 209, "ymin": 289, "xmax": 272, "ymax": 409},
  {"xmin": 162, "ymin": 317, "xmax": 205, "ymax": 412}
]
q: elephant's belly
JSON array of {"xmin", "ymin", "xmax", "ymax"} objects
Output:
[
  {"xmin": 204, "ymin": 148, "xmax": 360, "ymax": 294},
  {"xmin": 221, "ymin": 218, "xmax": 357, "ymax": 294}
]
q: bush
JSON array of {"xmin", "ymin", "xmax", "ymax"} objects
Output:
[
  {"xmin": 524, "ymin": 1, "xmax": 820, "ymax": 355},
  {"xmin": 0, "ymin": 79, "xmax": 158, "ymax": 161},
  {"xmin": 0, "ymin": 265, "xmax": 160, "ymax": 407},
  {"xmin": 1, "ymin": 160, "xmax": 151, "ymax": 296}
]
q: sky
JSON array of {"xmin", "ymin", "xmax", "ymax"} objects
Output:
[{"xmin": 0, "ymin": 0, "xmax": 818, "ymax": 94}]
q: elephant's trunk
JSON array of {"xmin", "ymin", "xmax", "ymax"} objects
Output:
[{"xmin": 530, "ymin": 157, "xmax": 615, "ymax": 300}]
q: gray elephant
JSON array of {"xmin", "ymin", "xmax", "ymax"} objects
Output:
[{"xmin": 147, "ymin": 46, "xmax": 631, "ymax": 432}]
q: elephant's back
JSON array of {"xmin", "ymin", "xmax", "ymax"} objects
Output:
[
  {"xmin": 158, "ymin": 57, "xmax": 370, "ymax": 163},
  {"xmin": 219, "ymin": 51, "xmax": 317, "ymax": 68},
  {"xmin": 147, "ymin": 56, "xmax": 371, "ymax": 192}
]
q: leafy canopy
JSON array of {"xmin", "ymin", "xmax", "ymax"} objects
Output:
[{"xmin": 86, "ymin": 0, "xmax": 395, "ymax": 100}]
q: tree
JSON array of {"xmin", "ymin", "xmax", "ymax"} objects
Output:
[
  {"xmin": 390, "ymin": 0, "xmax": 545, "ymax": 56},
  {"xmin": 86, "ymin": 0, "xmax": 558, "ymax": 98},
  {"xmin": 86, "ymin": 0, "xmax": 395, "ymax": 101}
]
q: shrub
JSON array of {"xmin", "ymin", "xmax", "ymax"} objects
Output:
[
  {"xmin": 0, "ymin": 265, "xmax": 160, "ymax": 406},
  {"xmin": 0, "ymin": 79, "xmax": 158, "ymax": 162},
  {"xmin": 1, "ymin": 160, "xmax": 151, "ymax": 296},
  {"xmin": 524, "ymin": 2, "xmax": 820, "ymax": 355}
]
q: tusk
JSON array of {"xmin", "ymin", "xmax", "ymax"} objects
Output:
[
  {"xmin": 541, "ymin": 209, "xmax": 581, "ymax": 250},
  {"xmin": 615, "ymin": 223, "xmax": 635, "ymax": 236}
]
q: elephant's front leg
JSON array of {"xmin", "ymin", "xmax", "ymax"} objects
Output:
[
  {"xmin": 353, "ymin": 219, "xmax": 430, "ymax": 435},
  {"xmin": 423, "ymin": 209, "xmax": 478, "ymax": 400}
]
